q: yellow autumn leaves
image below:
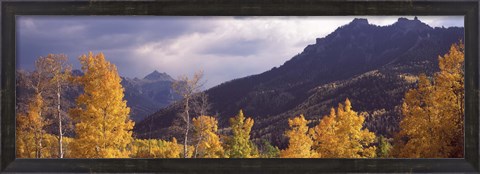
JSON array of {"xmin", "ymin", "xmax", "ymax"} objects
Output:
[
  {"xmin": 16, "ymin": 94, "xmax": 46, "ymax": 158},
  {"xmin": 130, "ymin": 138, "xmax": 187, "ymax": 158},
  {"xmin": 281, "ymin": 99, "xmax": 376, "ymax": 158},
  {"xmin": 280, "ymin": 115, "xmax": 317, "ymax": 158},
  {"xmin": 69, "ymin": 52, "xmax": 134, "ymax": 158},
  {"xmin": 313, "ymin": 99, "xmax": 376, "ymax": 158},
  {"xmin": 131, "ymin": 111, "xmax": 257, "ymax": 158},
  {"xmin": 392, "ymin": 42, "xmax": 464, "ymax": 158},
  {"xmin": 192, "ymin": 116, "xmax": 224, "ymax": 158}
]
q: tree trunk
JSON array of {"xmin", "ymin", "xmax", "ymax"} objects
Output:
[
  {"xmin": 34, "ymin": 90, "xmax": 42, "ymax": 158},
  {"xmin": 39, "ymin": 131, "xmax": 43, "ymax": 158},
  {"xmin": 184, "ymin": 97, "xmax": 190, "ymax": 158},
  {"xmin": 57, "ymin": 81, "xmax": 64, "ymax": 158},
  {"xmin": 37, "ymin": 109, "xmax": 43, "ymax": 158},
  {"xmin": 194, "ymin": 134, "xmax": 204, "ymax": 158},
  {"xmin": 194, "ymin": 140, "xmax": 199, "ymax": 158},
  {"xmin": 34, "ymin": 131, "xmax": 40, "ymax": 158}
]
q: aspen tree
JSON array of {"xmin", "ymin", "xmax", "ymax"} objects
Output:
[
  {"xmin": 280, "ymin": 115, "xmax": 318, "ymax": 158},
  {"xmin": 225, "ymin": 110, "xmax": 257, "ymax": 158},
  {"xmin": 394, "ymin": 42, "xmax": 464, "ymax": 158},
  {"xmin": 70, "ymin": 52, "xmax": 134, "ymax": 158},
  {"xmin": 192, "ymin": 116, "xmax": 224, "ymax": 158},
  {"xmin": 311, "ymin": 99, "xmax": 376, "ymax": 158}
]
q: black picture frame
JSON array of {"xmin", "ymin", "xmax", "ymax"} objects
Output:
[{"xmin": 1, "ymin": 0, "xmax": 479, "ymax": 173}]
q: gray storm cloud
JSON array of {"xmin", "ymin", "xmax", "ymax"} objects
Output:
[{"xmin": 17, "ymin": 16, "xmax": 463, "ymax": 89}]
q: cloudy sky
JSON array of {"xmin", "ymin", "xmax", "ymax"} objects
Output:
[{"xmin": 17, "ymin": 16, "xmax": 463, "ymax": 88}]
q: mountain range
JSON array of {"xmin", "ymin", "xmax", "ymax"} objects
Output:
[
  {"xmin": 133, "ymin": 17, "xmax": 464, "ymax": 148},
  {"xmin": 121, "ymin": 70, "xmax": 181, "ymax": 122},
  {"xmin": 16, "ymin": 69, "xmax": 180, "ymax": 124}
]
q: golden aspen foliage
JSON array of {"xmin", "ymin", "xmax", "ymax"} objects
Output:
[
  {"xmin": 59, "ymin": 136, "xmax": 74, "ymax": 158},
  {"xmin": 393, "ymin": 42, "xmax": 464, "ymax": 158},
  {"xmin": 280, "ymin": 115, "xmax": 318, "ymax": 158},
  {"xmin": 37, "ymin": 134, "xmax": 74, "ymax": 158},
  {"xmin": 311, "ymin": 99, "xmax": 376, "ymax": 158},
  {"xmin": 17, "ymin": 117, "xmax": 74, "ymax": 159},
  {"xmin": 70, "ymin": 52, "xmax": 134, "ymax": 158},
  {"xmin": 16, "ymin": 54, "xmax": 64, "ymax": 158},
  {"xmin": 393, "ymin": 75, "xmax": 438, "ymax": 157},
  {"xmin": 310, "ymin": 108, "xmax": 338, "ymax": 158},
  {"xmin": 130, "ymin": 138, "xmax": 185, "ymax": 158},
  {"xmin": 16, "ymin": 93, "xmax": 49, "ymax": 158},
  {"xmin": 16, "ymin": 111, "xmax": 37, "ymax": 158},
  {"xmin": 435, "ymin": 42, "xmax": 464, "ymax": 158},
  {"xmin": 182, "ymin": 144, "xmax": 196, "ymax": 158},
  {"xmin": 192, "ymin": 116, "xmax": 224, "ymax": 158},
  {"xmin": 225, "ymin": 110, "xmax": 257, "ymax": 158}
]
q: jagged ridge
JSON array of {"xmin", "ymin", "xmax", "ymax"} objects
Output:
[{"xmin": 134, "ymin": 18, "xmax": 463, "ymax": 147}]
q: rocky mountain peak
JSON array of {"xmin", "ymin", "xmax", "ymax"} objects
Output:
[
  {"xmin": 350, "ymin": 18, "xmax": 369, "ymax": 26},
  {"xmin": 143, "ymin": 70, "xmax": 174, "ymax": 81},
  {"xmin": 394, "ymin": 17, "xmax": 431, "ymax": 31}
]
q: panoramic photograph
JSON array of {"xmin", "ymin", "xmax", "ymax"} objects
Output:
[{"xmin": 15, "ymin": 16, "xmax": 464, "ymax": 158}]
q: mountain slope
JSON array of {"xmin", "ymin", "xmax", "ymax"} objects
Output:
[{"xmin": 134, "ymin": 18, "xmax": 464, "ymax": 147}]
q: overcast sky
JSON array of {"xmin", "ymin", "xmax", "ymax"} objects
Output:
[{"xmin": 17, "ymin": 16, "xmax": 463, "ymax": 89}]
